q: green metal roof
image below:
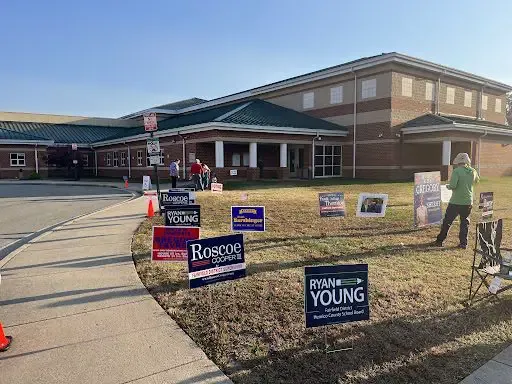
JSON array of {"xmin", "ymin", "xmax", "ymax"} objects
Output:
[
  {"xmin": 153, "ymin": 97, "xmax": 208, "ymax": 110},
  {"xmin": 0, "ymin": 127, "xmax": 50, "ymax": 141},
  {"xmin": 401, "ymin": 113, "xmax": 511, "ymax": 130},
  {"xmin": 0, "ymin": 121, "xmax": 131, "ymax": 144}
]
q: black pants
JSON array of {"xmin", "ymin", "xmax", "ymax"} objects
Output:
[
  {"xmin": 171, "ymin": 176, "xmax": 177, "ymax": 189},
  {"xmin": 436, "ymin": 203, "xmax": 472, "ymax": 246}
]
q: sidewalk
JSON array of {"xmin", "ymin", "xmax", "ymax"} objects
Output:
[
  {"xmin": 459, "ymin": 345, "xmax": 512, "ymax": 384},
  {"xmin": 0, "ymin": 197, "xmax": 231, "ymax": 384}
]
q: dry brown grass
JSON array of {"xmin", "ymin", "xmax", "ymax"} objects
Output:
[{"xmin": 132, "ymin": 178, "xmax": 512, "ymax": 384}]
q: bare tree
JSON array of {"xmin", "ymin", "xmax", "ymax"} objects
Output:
[{"xmin": 507, "ymin": 92, "xmax": 512, "ymax": 125}]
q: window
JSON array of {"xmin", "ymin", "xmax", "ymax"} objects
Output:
[
  {"xmin": 314, "ymin": 145, "xmax": 341, "ymax": 177},
  {"xmin": 401, "ymin": 77, "xmax": 412, "ymax": 97},
  {"xmin": 330, "ymin": 86, "xmax": 343, "ymax": 104},
  {"xmin": 495, "ymin": 98, "xmax": 502, "ymax": 113},
  {"xmin": 361, "ymin": 79, "xmax": 376, "ymax": 99},
  {"xmin": 446, "ymin": 87, "xmax": 455, "ymax": 104},
  {"xmin": 113, "ymin": 152, "xmax": 119, "ymax": 167},
  {"xmin": 106, "ymin": 153, "xmax": 111, "ymax": 166},
  {"xmin": 482, "ymin": 95, "xmax": 488, "ymax": 110},
  {"xmin": 120, "ymin": 152, "xmax": 126, "ymax": 166},
  {"xmin": 136, "ymin": 150, "xmax": 143, "ymax": 166},
  {"xmin": 243, "ymin": 152, "xmax": 250, "ymax": 166},
  {"xmin": 10, "ymin": 153, "xmax": 25, "ymax": 167},
  {"xmin": 464, "ymin": 91, "xmax": 472, "ymax": 107},
  {"xmin": 82, "ymin": 154, "xmax": 89, "ymax": 167},
  {"xmin": 425, "ymin": 82, "xmax": 434, "ymax": 101},
  {"xmin": 303, "ymin": 92, "xmax": 314, "ymax": 109},
  {"xmin": 232, "ymin": 153, "xmax": 241, "ymax": 167},
  {"xmin": 146, "ymin": 150, "xmax": 164, "ymax": 167}
]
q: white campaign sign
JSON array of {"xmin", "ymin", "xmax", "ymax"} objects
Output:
[
  {"xmin": 489, "ymin": 277, "xmax": 502, "ymax": 294},
  {"xmin": 440, "ymin": 185, "xmax": 452, "ymax": 203},
  {"xmin": 142, "ymin": 175, "xmax": 151, "ymax": 190},
  {"xmin": 146, "ymin": 138, "xmax": 160, "ymax": 155}
]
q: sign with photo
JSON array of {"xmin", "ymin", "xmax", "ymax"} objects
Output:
[
  {"xmin": 187, "ymin": 234, "xmax": 246, "ymax": 289},
  {"xmin": 479, "ymin": 192, "xmax": 494, "ymax": 219},
  {"xmin": 164, "ymin": 205, "xmax": 201, "ymax": 227},
  {"xmin": 211, "ymin": 183, "xmax": 223, "ymax": 193},
  {"xmin": 413, "ymin": 171, "xmax": 442, "ymax": 228},
  {"xmin": 318, "ymin": 192, "xmax": 346, "ymax": 217},
  {"xmin": 356, "ymin": 193, "xmax": 388, "ymax": 218},
  {"xmin": 151, "ymin": 226, "xmax": 200, "ymax": 262},
  {"xmin": 160, "ymin": 191, "xmax": 190, "ymax": 207},
  {"xmin": 231, "ymin": 206, "xmax": 265, "ymax": 232},
  {"xmin": 304, "ymin": 264, "xmax": 369, "ymax": 328}
]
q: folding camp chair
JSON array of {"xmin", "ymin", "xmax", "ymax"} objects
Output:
[{"xmin": 468, "ymin": 219, "xmax": 512, "ymax": 305}]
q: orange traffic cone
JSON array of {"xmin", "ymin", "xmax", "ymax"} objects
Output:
[
  {"xmin": 124, "ymin": 179, "xmax": 129, "ymax": 188},
  {"xmin": 0, "ymin": 322, "xmax": 12, "ymax": 352},
  {"xmin": 147, "ymin": 199, "xmax": 154, "ymax": 218}
]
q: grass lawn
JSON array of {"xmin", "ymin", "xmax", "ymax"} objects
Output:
[{"xmin": 132, "ymin": 177, "xmax": 512, "ymax": 384}]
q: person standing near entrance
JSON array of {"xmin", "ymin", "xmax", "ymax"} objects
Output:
[
  {"xmin": 435, "ymin": 153, "xmax": 480, "ymax": 249},
  {"xmin": 190, "ymin": 159, "xmax": 204, "ymax": 191},
  {"xmin": 169, "ymin": 159, "xmax": 180, "ymax": 189}
]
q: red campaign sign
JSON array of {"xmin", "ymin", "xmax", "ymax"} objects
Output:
[{"xmin": 152, "ymin": 226, "xmax": 199, "ymax": 262}]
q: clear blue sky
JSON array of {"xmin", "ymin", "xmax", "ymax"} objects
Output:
[{"xmin": 1, "ymin": 0, "xmax": 510, "ymax": 117}]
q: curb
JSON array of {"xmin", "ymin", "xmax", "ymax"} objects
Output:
[
  {"xmin": 0, "ymin": 180, "xmax": 143, "ymax": 194},
  {"xmin": 0, "ymin": 191, "xmax": 140, "ymax": 268}
]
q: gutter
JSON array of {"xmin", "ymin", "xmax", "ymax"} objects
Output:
[
  {"xmin": 352, "ymin": 68, "xmax": 357, "ymax": 179},
  {"xmin": 123, "ymin": 141, "xmax": 131, "ymax": 178}
]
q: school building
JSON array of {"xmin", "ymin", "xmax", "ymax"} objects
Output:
[{"xmin": 0, "ymin": 52, "xmax": 510, "ymax": 181}]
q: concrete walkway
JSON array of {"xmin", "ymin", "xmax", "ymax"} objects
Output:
[
  {"xmin": 0, "ymin": 197, "xmax": 231, "ymax": 384},
  {"xmin": 459, "ymin": 345, "xmax": 512, "ymax": 384}
]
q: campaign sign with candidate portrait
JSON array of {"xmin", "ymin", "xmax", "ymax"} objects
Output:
[
  {"xmin": 479, "ymin": 192, "xmax": 494, "ymax": 219},
  {"xmin": 160, "ymin": 191, "xmax": 190, "ymax": 207},
  {"xmin": 164, "ymin": 205, "xmax": 201, "ymax": 227},
  {"xmin": 413, "ymin": 171, "xmax": 442, "ymax": 228},
  {"xmin": 356, "ymin": 193, "xmax": 388, "ymax": 218},
  {"xmin": 187, "ymin": 234, "xmax": 246, "ymax": 289},
  {"xmin": 152, "ymin": 226, "xmax": 200, "ymax": 262},
  {"xmin": 304, "ymin": 264, "xmax": 369, "ymax": 328},
  {"xmin": 231, "ymin": 206, "xmax": 265, "ymax": 232},
  {"xmin": 319, "ymin": 192, "xmax": 346, "ymax": 217}
]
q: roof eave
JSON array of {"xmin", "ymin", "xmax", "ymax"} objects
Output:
[
  {"xmin": 0, "ymin": 139, "xmax": 54, "ymax": 145},
  {"xmin": 402, "ymin": 123, "xmax": 512, "ymax": 136}
]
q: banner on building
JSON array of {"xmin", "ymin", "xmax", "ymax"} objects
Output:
[
  {"xmin": 160, "ymin": 191, "xmax": 190, "ymax": 207},
  {"xmin": 151, "ymin": 226, "xmax": 200, "ymax": 262},
  {"xmin": 304, "ymin": 264, "xmax": 369, "ymax": 328},
  {"xmin": 231, "ymin": 206, "xmax": 265, "ymax": 232},
  {"xmin": 356, "ymin": 193, "xmax": 388, "ymax": 218},
  {"xmin": 164, "ymin": 205, "xmax": 201, "ymax": 227},
  {"xmin": 319, "ymin": 192, "xmax": 346, "ymax": 217},
  {"xmin": 187, "ymin": 234, "xmax": 246, "ymax": 289},
  {"xmin": 479, "ymin": 192, "xmax": 494, "ymax": 219},
  {"xmin": 211, "ymin": 183, "xmax": 223, "ymax": 193},
  {"xmin": 413, "ymin": 171, "xmax": 442, "ymax": 228}
]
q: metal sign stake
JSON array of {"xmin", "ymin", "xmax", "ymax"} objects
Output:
[{"xmin": 149, "ymin": 131, "xmax": 161, "ymax": 209}]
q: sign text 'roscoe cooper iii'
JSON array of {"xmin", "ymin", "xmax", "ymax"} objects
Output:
[
  {"xmin": 304, "ymin": 264, "xmax": 369, "ymax": 328},
  {"xmin": 187, "ymin": 234, "xmax": 245, "ymax": 289},
  {"xmin": 160, "ymin": 191, "xmax": 190, "ymax": 207},
  {"xmin": 164, "ymin": 205, "xmax": 201, "ymax": 227}
]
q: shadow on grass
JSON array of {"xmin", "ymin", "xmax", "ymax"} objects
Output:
[
  {"xmin": 227, "ymin": 298, "xmax": 512, "ymax": 384},
  {"xmin": 224, "ymin": 179, "xmax": 411, "ymax": 191}
]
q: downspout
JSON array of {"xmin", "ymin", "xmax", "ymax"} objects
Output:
[
  {"xmin": 312, "ymin": 133, "xmax": 319, "ymax": 179},
  {"xmin": 94, "ymin": 149, "xmax": 98, "ymax": 177},
  {"xmin": 123, "ymin": 142, "xmax": 131, "ymax": 179},
  {"xmin": 179, "ymin": 134, "xmax": 186, "ymax": 179},
  {"xmin": 436, "ymin": 74, "xmax": 441, "ymax": 115},
  {"xmin": 352, "ymin": 69, "xmax": 357, "ymax": 179},
  {"xmin": 477, "ymin": 130, "xmax": 488, "ymax": 174},
  {"xmin": 34, "ymin": 144, "xmax": 39, "ymax": 174}
]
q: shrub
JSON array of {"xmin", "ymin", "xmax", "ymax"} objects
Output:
[{"xmin": 28, "ymin": 171, "xmax": 41, "ymax": 180}]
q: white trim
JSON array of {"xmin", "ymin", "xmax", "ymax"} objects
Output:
[
  {"xmin": 0, "ymin": 139, "xmax": 53, "ymax": 145},
  {"xmin": 122, "ymin": 53, "xmax": 512, "ymax": 119},
  {"xmin": 402, "ymin": 123, "xmax": 512, "ymax": 137}
]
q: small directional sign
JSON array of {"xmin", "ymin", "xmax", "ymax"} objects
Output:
[{"xmin": 147, "ymin": 138, "xmax": 160, "ymax": 155}]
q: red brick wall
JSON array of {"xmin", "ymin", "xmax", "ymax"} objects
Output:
[
  {"xmin": 479, "ymin": 141, "xmax": 512, "ymax": 176},
  {"xmin": 0, "ymin": 145, "xmax": 49, "ymax": 179}
]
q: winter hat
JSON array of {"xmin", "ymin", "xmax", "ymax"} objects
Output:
[{"xmin": 453, "ymin": 153, "xmax": 471, "ymax": 165}]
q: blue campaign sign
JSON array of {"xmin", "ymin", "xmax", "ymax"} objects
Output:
[
  {"xmin": 304, "ymin": 264, "xmax": 369, "ymax": 328},
  {"xmin": 231, "ymin": 206, "xmax": 265, "ymax": 232},
  {"xmin": 187, "ymin": 234, "xmax": 246, "ymax": 289},
  {"xmin": 160, "ymin": 191, "xmax": 190, "ymax": 207}
]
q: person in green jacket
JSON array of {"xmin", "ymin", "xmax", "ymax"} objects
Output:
[{"xmin": 435, "ymin": 152, "xmax": 480, "ymax": 249}]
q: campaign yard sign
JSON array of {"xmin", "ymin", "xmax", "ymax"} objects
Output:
[
  {"xmin": 164, "ymin": 205, "xmax": 201, "ymax": 227},
  {"xmin": 479, "ymin": 192, "xmax": 494, "ymax": 219},
  {"xmin": 231, "ymin": 206, "xmax": 265, "ymax": 232},
  {"xmin": 304, "ymin": 264, "xmax": 369, "ymax": 328},
  {"xmin": 187, "ymin": 234, "xmax": 246, "ymax": 289},
  {"xmin": 151, "ymin": 226, "xmax": 199, "ymax": 262},
  {"xmin": 211, "ymin": 183, "xmax": 223, "ymax": 193},
  {"xmin": 160, "ymin": 191, "xmax": 190, "ymax": 207},
  {"xmin": 319, "ymin": 192, "xmax": 346, "ymax": 217},
  {"xmin": 414, "ymin": 171, "xmax": 442, "ymax": 228}
]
